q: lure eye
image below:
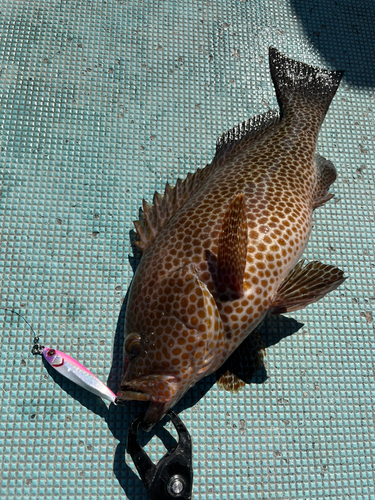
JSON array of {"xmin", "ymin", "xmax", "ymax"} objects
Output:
[
  {"xmin": 47, "ymin": 349, "xmax": 56, "ymax": 357},
  {"xmin": 124, "ymin": 333, "xmax": 142, "ymax": 358}
]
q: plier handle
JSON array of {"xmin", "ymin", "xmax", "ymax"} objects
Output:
[{"xmin": 127, "ymin": 410, "xmax": 193, "ymax": 500}]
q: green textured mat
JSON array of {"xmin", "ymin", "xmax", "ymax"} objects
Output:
[{"xmin": 0, "ymin": 1, "xmax": 374, "ymax": 499}]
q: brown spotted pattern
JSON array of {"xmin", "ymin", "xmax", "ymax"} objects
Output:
[{"xmin": 117, "ymin": 48, "xmax": 344, "ymax": 425}]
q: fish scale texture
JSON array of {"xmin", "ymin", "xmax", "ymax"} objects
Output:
[{"xmin": 0, "ymin": 1, "xmax": 374, "ymax": 499}]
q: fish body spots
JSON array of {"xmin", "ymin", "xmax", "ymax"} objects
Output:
[
  {"xmin": 127, "ymin": 140, "xmax": 313, "ymax": 385},
  {"xmin": 121, "ymin": 49, "xmax": 342, "ymax": 423}
]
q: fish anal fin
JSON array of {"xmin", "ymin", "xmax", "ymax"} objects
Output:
[
  {"xmin": 313, "ymin": 154, "xmax": 337, "ymax": 209},
  {"xmin": 217, "ymin": 193, "xmax": 248, "ymax": 296},
  {"xmin": 314, "ymin": 192, "xmax": 335, "ymax": 209},
  {"xmin": 271, "ymin": 260, "xmax": 346, "ymax": 314},
  {"xmin": 133, "ymin": 164, "xmax": 216, "ymax": 251}
]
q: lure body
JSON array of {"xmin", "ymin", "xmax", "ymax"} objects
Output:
[{"xmin": 42, "ymin": 347, "xmax": 116, "ymax": 404}]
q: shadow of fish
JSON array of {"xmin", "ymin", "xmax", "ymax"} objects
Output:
[{"xmin": 117, "ymin": 47, "xmax": 346, "ymax": 428}]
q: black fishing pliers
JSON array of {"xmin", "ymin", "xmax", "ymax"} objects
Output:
[{"xmin": 127, "ymin": 410, "xmax": 193, "ymax": 500}]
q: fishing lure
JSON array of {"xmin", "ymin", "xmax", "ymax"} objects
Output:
[
  {"xmin": 32, "ymin": 337, "xmax": 117, "ymax": 403},
  {"xmin": 40, "ymin": 345, "xmax": 117, "ymax": 404},
  {"xmin": 5, "ymin": 309, "xmax": 116, "ymax": 404}
]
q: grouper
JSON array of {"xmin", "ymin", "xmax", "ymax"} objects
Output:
[{"xmin": 117, "ymin": 47, "xmax": 346, "ymax": 427}]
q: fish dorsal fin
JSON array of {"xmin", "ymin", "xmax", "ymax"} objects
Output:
[
  {"xmin": 134, "ymin": 163, "xmax": 216, "ymax": 251},
  {"xmin": 134, "ymin": 111, "xmax": 279, "ymax": 252},
  {"xmin": 271, "ymin": 260, "xmax": 346, "ymax": 314},
  {"xmin": 313, "ymin": 153, "xmax": 337, "ymax": 208},
  {"xmin": 215, "ymin": 109, "xmax": 279, "ymax": 161},
  {"xmin": 217, "ymin": 193, "xmax": 248, "ymax": 296}
]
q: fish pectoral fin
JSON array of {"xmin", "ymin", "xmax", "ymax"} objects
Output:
[
  {"xmin": 217, "ymin": 193, "xmax": 248, "ymax": 296},
  {"xmin": 271, "ymin": 260, "xmax": 346, "ymax": 314},
  {"xmin": 313, "ymin": 154, "xmax": 337, "ymax": 209},
  {"xmin": 216, "ymin": 328, "xmax": 266, "ymax": 391}
]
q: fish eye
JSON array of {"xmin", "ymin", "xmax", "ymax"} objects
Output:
[
  {"xmin": 124, "ymin": 333, "xmax": 142, "ymax": 358},
  {"xmin": 47, "ymin": 349, "xmax": 56, "ymax": 357}
]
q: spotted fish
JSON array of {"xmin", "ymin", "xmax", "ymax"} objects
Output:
[{"xmin": 117, "ymin": 47, "xmax": 346, "ymax": 427}]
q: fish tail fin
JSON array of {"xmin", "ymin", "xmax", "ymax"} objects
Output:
[{"xmin": 269, "ymin": 47, "xmax": 344, "ymax": 124}]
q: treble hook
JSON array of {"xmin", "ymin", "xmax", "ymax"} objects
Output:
[{"xmin": 127, "ymin": 410, "xmax": 193, "ymax": 500}]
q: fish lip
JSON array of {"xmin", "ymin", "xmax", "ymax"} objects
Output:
[
  {"xmin": 117, "ymin": 374, "xmax": 179, "ymax": 404},
  {"xmin": 117, "ymin": 385, "xmax": 150, "ymax": 402}
]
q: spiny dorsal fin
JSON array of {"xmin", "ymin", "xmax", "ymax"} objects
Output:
[
  {"xmin": 134, "ymin": 162, "xmax": 216, "ymax": 251},
  {"xmin": 271, "ymin": 260, "xmax": 346, "ymax": 314},
  {"xmin": 215, "ymin": 109, "xmax": 279, "ymax": 161}
]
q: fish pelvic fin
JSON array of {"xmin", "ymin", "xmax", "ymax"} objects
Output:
[
  {"xmin": 313, "ymin": 153, "xmax": 337, "ymax": 208},
  {"xmin": 269, "ymin": 47, "xmax": 344, "ymax": 125},
  {"xmin": 271, "ymin": 260, "xmax": 346, "ymax": 314},
  {"xmin": 133, "ymin": 163, "xmax": 216, "ymax": 251},
  {"xmin": 216, "ymin": 328, "xmax": 266, "ymax": 392},
  {"xmin": 217, "ymin": 193, "xmax": 248, "ymax": 296},
  {"xmin": 217, "ymin": 370, "xmax": 246, "ymax": 392}
]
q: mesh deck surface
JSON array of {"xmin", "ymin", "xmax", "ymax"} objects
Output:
[{"xmin": 0, "ymin": 1, "xmax": 374, "ymax": 499}]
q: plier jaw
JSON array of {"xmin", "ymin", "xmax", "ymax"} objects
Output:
[{"xmin": 127, "ymin": 410, "xmax": 193, "ymax": 500}]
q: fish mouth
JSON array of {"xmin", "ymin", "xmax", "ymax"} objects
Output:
[
  {"xmin": 117, "ymin": 373, "xmax": 191, "ymax": 429},
  {"xmin": 116, "ymin": 387, "xmax": 172, "ymax": 430},
  {"xmin": 117, "ymin": 374, "xmax": 179, "ymax": 404},
  {"xmin": 116, "ymin": 385, "xmax": 150, "ymax": 402}
]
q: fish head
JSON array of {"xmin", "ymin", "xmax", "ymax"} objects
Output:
[{"xmin": 117, "ymin": 264, "xmax": 224, "ymax": 427}]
